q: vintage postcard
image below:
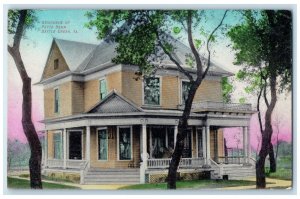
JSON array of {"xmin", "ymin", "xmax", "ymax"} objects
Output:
[{"xmin": 5, "ymin": 6, "xmax": 293, "ymax": 193}]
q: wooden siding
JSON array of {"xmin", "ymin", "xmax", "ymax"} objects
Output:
[
  {"xmin": 83, "ymin": 79, "xmax": 100, "ymax": 112},
  {"xmin": 90, "ymin": 126, "xmax": 141, "ymax": 169},
  {"xmin": 72, "ymin": 82, "xmax": 84, "ymax": 114},
  {"xmin": 194, "ymin": 79, "xmax": 222, "ymax": 102},
  {"xmin": 47, "ymin": 131, "xmax": 54, "ymax": 159},
  {"xmin": 42, "ymin": 42, "xmax": 70, "ymax": 80},
  {"xmin": 121, "ymin": 71, "xmax": 143, "ymax": 107},
  {"xmin": 161, "ymin": 76, "xmax": 179, "ymax": 109},
  {"xmin": 44, "ymin": 81, "xmax": 72, "ymax": 119}
]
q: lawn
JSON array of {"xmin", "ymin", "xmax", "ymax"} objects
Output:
[
  {"xmin": 266, "ymin": 168, "xmax": 292, "ymax": 181},
  {"xmin": 7, "ymin": 177, "xmax": 80, "ymax": 189},
  {"xmin": 119, "ymin": 179, "xmax": 256, "ymax": 190}
]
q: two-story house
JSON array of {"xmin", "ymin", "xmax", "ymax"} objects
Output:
[{"xmin": 38, "ymin": 38, "xmax": 256, "ymax": 185}]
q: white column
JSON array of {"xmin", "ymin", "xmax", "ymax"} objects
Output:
[
  {"xmin": 247, "ymin": 126, "xmax": 251, "ymax": 163},
  {"xmin": 243, "ymin": 127, "xmax": 248, "ymax": 163},
  {"xmin": 202, "ymin": 127, "xmax": 206, "ymax": 163},
  {"xmin": 63, "ymin": 129, "xmax": 67, "ymax": 169},
  {"xmin": 86, "ymin": 126, "xmax": 91, "ymax": 168},
  {"xmin": 140, "ymin": 123, "xmax": 147, "ymax": 183},
  {"xmin": 174, "ymin": 125, "xmax": 178, "ymax": 149},
  {"xmin": 44, "ymin": 130, "xmax": 48, "ymax": 168},
  {"xmin": 206, "ymin": 125, "xmax": 211, "ymax": 164}
]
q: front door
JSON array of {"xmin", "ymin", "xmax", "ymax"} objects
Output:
[{"xmin": 69, "ymin": 131, "xmax": 82, "ymax": 160}]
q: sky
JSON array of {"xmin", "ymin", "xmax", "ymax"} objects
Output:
[{"xmin": 6, "ymin": 9, "xmax": 292, "ymax": 151}]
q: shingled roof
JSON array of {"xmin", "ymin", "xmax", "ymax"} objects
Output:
[{"xmin": 45, "ymin": 36, "xmax": 233, "ymax": 78}]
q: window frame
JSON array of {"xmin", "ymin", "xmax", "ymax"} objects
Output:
[
  {"xmin": 54, "ymin": 59, "xmax": 59, "ymax": 70},
  {"xmin": 53, "ymin": 130, "xmax": 63, "ymax": 160},
  {"xmin": 99, "ymin": 77, "xmax": 107, "ymax": 100},
  {"xmin": 96, "ymin": 127, "xmax": 108, "ymax": 161},
  {"xmin": 180, "ymin": 79, "xmax": 191, "ymax": 105},
  {"xmin": 54, "ymin": 87, "xmax": 60, "ymax": 114},
  {"xmin": 117, "ymin": 126, "xmax": 133, "ymax": 161},
  {"xmin": 142, "ymin": 76, "xmax": 162, "ymax": 106}
]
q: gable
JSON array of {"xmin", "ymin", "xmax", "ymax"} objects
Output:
[
  {"xmin": 42, "ymin": 41, "xmax": 70, "ymax": 80},
  {"xmin": 88, "ymin": 91, "xmax": 142, "ymax": 114}
]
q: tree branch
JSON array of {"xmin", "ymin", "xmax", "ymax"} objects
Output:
[
  {"xmin": 202, "ymin": 10, "xmax": 228, "ymax": 79},
  {"xmin": 263, "ymin": 78, "xmax": 270, "ymax": 107},
  {"xmin": 257, "ymin": 84, "xmax": 264, "ymax": 134},
  {"xmin": 13, "ymin": 10, "xmax": 27, "ymax": 50},
  {"xmin": 187, "ymin": 11, "xmax": 202, "ymax": 74},
  {"xmin": 155, "ymin": 31, "xmax": 194, "ymax": 82}
]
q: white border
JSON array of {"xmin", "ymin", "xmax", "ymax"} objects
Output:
[{"xmin": 117, "ymin": 126, "xmax": 133, "ymax": 161}]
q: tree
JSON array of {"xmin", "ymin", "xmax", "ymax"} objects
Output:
[
  {"xmin": 227, "ymin": 10, "xmax": 292, "ymax": 188},
  {"xmin": 8, "ymin": 10, "xmax": 42, "ymax": 189},
  {"xmin": 85, "ymin": 10, "xmax": 228, "ymax": 189}
]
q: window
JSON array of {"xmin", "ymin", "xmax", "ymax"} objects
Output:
[
  {"xmin": 53, "ymin": 132, "xmax": 62, "ymax": 159},
  {"xmin": 99, "ymin": 79, "xmax": 107, "ymax": 100},
  {"xmin": 118, "ymin": 127, "xmax": 132, "ymax": 160},
  {"xmin": 54, "ymin": 88, "xmax": 60, "ymax": 113},
  {"xmin": 54, "ymin": 59, "xmax": 59, "ymax": 70},
  {"xmin": 182, "ymin": 81, "xmax": 191, "ymax": 104},
  {"xmin": 98, "ymin": 128, "xmax": 108, "ymax": 160},
  {"xmin": 144, "ymin": 77, "xmax": 160, "ymax": 105},
  {"xmin": 167, "ymin": 127, "xmax": 175, "ymax": 149},
  {"xmin": 197, "ymin": 129, "xmax": 204, "ymax": 157}
]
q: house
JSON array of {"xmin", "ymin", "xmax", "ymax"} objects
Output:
[{"xmin": 38, "ymin": 37, "xmax": 256, "ymax": 185}]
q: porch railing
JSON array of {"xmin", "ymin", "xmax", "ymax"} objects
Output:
[
  {"xmin": 217, "ymin": 156, "xmax": 246, "ymax": 164},
  {"xmin": 147, "ymin": 157, "xmax": 205, "ymax": 169},
  {"xmin": 47, "ymin": 159, "xmax": 86, "ymax": 169},
  {"xmin": 179, "ymin": 101, "xmax": 252, "ymax": 112}
]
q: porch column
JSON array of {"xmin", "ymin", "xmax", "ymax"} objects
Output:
[
  {"xmin": 140, "ymin": 123, "xmax": 147, "ymax": 183},
  {"xmin": 174, "ymin": 125, "xmax": 178, "ymax": 149},
  {"xmin": 206, "ymin": 125, "xmax": 211, "ymax": 164},
  {"xmin": 202, "ymin": 127, "xmax": 207, "ymax": 164},
  {"xmin": 247, "ymin": 126, "xmax": 251, "ymax": 163},
  {"xmin": 86, "ymin": 126, "xmax": 91, "ymax": 168},
  {"xmin": 243, "ymin": 126, "xmax": 249, "ymax": 163},
  {"xmin": 44, "ymin": 130, "xmax": 48, "ymax": 168},
  {"xmin": 63, "ymin": 128, "xmax": 67, "ymax": 169}
]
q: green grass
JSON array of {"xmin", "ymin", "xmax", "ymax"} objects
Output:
[
  {"xmin": 7, "ymin": 177, "xmax": 79, "ymax": 189},
  {"xmin": 266, "ymin": 168, "xmax": 292, "ymax": 181},
  {"xmin": 119, "ymin": 179, "xmax": 256, "ymax": 190}
]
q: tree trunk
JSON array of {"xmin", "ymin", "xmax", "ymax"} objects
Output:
[
  {"xmin": 269, "ymin": 143, "xmax": 276, "ymax": 173},
  {"xmin": 8, "ymin": 10, "xmax": 43, "ymax": 189},
  {"xmin": 167, "ymin": 80, "xmax": 201, "ymax": 189}
]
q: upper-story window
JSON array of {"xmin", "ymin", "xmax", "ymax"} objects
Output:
[
  {"xmin": 144, "ymin": 77, "xmax": 160, "ymax": 105},
  {"xmin": 54, "ymin": 88, "xmax": 60, "ymax": 113},
  {"xmin": 54, "ymin": 59, "xmax": 59, "ymax": 70},
  {"xmin": 182, "ymin": 80, "xmax": 191, "ymax": 104},
  {"xmin": 99, "ymin": 79, "xmax": 107, "ymax": 100}
]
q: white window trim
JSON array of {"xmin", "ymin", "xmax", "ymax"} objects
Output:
[
  {"xmin": 180, "ymin": 79, "xmax": 190, "ymax": 105},
  {"xmin": 99, "ymin": 77, "xmax": 107, "ymax": 100},
  {"xmin": 53, "ymin": 87, "xmax": 60, "ymax": 114},
  {"xmin": 67, "ymin": 129, "xmax": 84, "ymax": 160},
  {"xmin": 96, "ymin": 127, "xmax": 109, "ymax": 161},
  {"xmin": 53, "ymin": 130, "xmax": 63, "ymax": 160},
  {"xmin": 117, "ymin": 126, "xmax": 133, "ymax": 161},
  {"xmin": 142, "ymin": 76, "xmax": 162, "ymax": 106}
]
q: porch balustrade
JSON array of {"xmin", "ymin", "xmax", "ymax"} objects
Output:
[
  {"xmin": 217, "ymin": 156, "xmax": 247, "ymax": 165},
  {"xmin": 178, "ymin": 101, "xmax": 252, "ymax": 112},
  {"xmin": 47, "ymin": 159, "xmax": 86, "ymax": 169},
  {"xmin": 147, "ymin": 157, "xmax": 205, "ymax": 169}
]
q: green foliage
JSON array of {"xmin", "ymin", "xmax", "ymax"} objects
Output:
[
  {"xmin": 221, "ymin": 77, "xmax": 234, "ymax": 103},
  {"xmin": 173, "ymin": 26, "xmax": 181, "ymax": 35},
  {"xmin": 227, "ymin": 10, "xmax": 292, "ymax": 92},
  {"xmin": 239, "ymin": 97, "xmax": 246, "ymax": 104},
  {"xmin": 8, "ymin": 10, "xmax": 37, "ymax": 34}
]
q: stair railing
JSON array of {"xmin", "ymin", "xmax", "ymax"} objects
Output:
[{"xmin": 80, "ymin": 161, "xmax": 89, "ymax": 184}]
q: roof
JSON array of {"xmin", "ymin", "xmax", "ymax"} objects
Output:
[
  {"xmin": 87, "ymin": 90, "xmax": 143, "ymax": 113},
  {"xmin": 54, "ymin": 38, "xmax": 97, "ymax": 72},
  {"xmin": 41, "ymin": 36, "xmax": 233, "ymax": 82}
]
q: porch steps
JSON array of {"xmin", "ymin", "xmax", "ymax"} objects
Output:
[
  {"xmin": 83, "ymin": 168, "xmax": 140, "ymax": 184},
  {"xmin": 222, "ymin": 165, "xmax": 256, "ymax": 180}
]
